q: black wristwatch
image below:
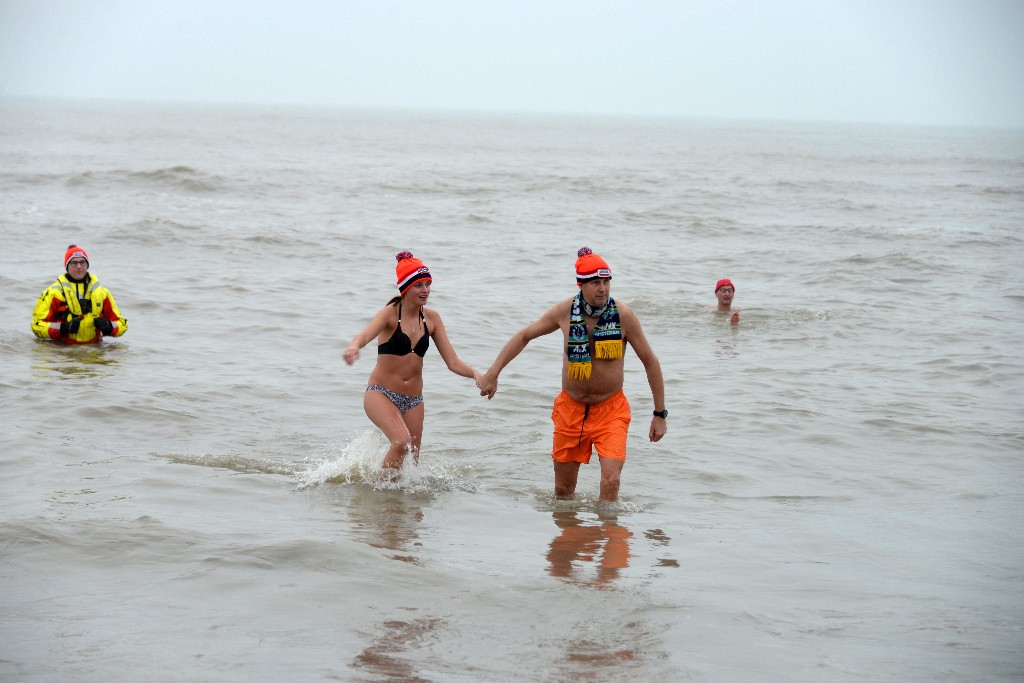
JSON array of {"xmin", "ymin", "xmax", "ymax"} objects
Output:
[{"xmin": 653, "ymin": 409, "xmax": 668, "ymax": 419}]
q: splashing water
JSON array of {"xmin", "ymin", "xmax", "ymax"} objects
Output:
[{"xmin": 295, "ymin": 430, "xmax": 478, "ymax": 494}]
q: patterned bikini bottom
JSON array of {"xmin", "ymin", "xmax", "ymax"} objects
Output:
[{"xmin": 366, "ymin": 385, "xmax": 424, "ymax": 414}]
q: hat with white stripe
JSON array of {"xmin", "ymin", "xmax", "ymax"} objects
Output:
[
  {"xmin": 395, "ymin": 251, "xmax": 432, "ymax": 294},
  {"xmin": 575, "ymin": 247, "xmax": 612, "ymax": 284}
]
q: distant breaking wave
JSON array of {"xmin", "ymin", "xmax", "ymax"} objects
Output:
[{"xmin": 62, "ymin": 166, "xmax": 224, "ymax": 193}]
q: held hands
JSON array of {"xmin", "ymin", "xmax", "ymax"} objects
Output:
[
  {"xmin": 59, "ymin": 319, "xmax": 81, "ymax": 336},
  {"xmin": 730, "ymin": 312, "xmax": 740, "ymax": 325},
  {"xmin": 94, "ymin": 317, "xmax": 114, "ymax": 335},
  {"xmin": 477, "ymin": 370, "xmax": 498, "ymax": 400}
]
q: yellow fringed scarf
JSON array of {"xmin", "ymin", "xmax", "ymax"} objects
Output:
[{"xmin": 567, "ymin": 293, "xmax": 623, "ymax": 380}]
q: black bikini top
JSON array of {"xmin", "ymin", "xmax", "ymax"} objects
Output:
[{"xmin": 378, "ymin": 304, "xmax": 429, "ymax": 357}]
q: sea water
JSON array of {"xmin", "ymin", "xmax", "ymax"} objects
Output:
[{"xmin": 1, "ymin": 99, "xmax": 1022, "ymax": 681}]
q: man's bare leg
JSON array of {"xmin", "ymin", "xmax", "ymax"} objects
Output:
[
  {"xmin": 553, "ymin": 461, "xmax": 581, "ymax": 498},
  {"xmin": 598, "ymin": 456, "xmax": 624, "ymax": 502}
]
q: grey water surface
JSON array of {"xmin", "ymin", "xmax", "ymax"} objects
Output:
[{"xmin": 1, "ymin": 100, "xmax": 1022, "ymax": 681}]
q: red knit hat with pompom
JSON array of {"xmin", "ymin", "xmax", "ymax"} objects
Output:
[
  {"xmin": 64, "ymin": 244, "xmax": 89, "ymax": 270},
  {"xmin": 574, "ymin": 247, "xmax": 612, "ymax": 284},
  {"xmin": 395, "ymin": 251, "xmax": 432, "ymax": 294}
]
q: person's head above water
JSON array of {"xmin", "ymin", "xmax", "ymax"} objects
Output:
[
  {"xmin": 715, "ymin": 278, "xmax": 736, "ymax": 309},
  {"xmin": 64, "ymin": 244, "xmax": 90, "ymax": 280},
  {"xmin": 64, "ymin": 244, "xmax": 89, "ymax": 269}
]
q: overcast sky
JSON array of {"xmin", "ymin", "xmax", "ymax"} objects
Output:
[{"xmin": 2, "ymin": 0, "xmax": 1022, "ymax": 128}]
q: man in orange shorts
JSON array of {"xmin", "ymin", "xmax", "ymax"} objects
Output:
[{"xmin": 479, "ymin": 247, "xmax": 667, "ymax": 502}]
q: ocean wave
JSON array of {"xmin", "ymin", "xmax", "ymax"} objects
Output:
[
  {"xmin": 61, "ymin": 166, "xmax": 226, "ymax": 193},
  {"xmin": 833, "ymin": 251, "xmax": 943, "ymax": 272},
  {"xmin": 167, "ymin": 451, "xmax": 296, "ymax": 476},
  {"xmin": 104, "ymin": 217, "xmax": 205, "ymax": 244}
]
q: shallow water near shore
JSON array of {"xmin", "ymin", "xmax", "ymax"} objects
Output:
[{"xmin": 1, "ymin": 99, "xmax": 1022, "ymax": 681}]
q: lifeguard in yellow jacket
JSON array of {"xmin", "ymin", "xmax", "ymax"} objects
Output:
[{"xmin": 32, "ymin": 244, "xmax": 128, "ymax": 344}]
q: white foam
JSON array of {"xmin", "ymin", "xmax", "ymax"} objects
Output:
[{"xmin": 294, "ymin": 429, "xmax": 477, "ymax": 494}]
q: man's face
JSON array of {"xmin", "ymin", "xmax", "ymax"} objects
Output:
[
  {"xmin": 66, "ymin": 258, "xmax": 89, "ymax": 280},
  {"xmin": 716, "ymin": 285, "xmax": 735, "ymax": 306},
  {"xmin": 579, "ymin": 278, "xmax": 611, "ymax": 309}
]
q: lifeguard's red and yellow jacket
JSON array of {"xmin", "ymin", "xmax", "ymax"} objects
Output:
[{"xmin": 31, "ymin": 273, "xmax": 128, "ymax": 344}]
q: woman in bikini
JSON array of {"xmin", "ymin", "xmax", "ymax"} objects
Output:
[{"xmin": 342, "ymin": 251, "xmax": 481, "ymax": 474}]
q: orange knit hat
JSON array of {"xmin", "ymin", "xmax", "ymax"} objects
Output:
[
  {"xmin": 395, "ymin": 251, "xmax": 432, "ymax": 294},
  {"xmin": 64, "ymin": 244, "xmax": 89, "ymax": 269},
  {"xmin": 575, "ymin": 247, "xmax": 612, "ymax": 284}
]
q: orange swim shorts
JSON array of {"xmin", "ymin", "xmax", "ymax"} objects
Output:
[{"xmin": 550, "ymin": 389, "xmax": 631, "ymax": 464}]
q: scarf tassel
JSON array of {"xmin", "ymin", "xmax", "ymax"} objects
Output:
[
  {"xmin": 567, "ymin": 293, "xmax": 621, "ymax": 381},
  {"xmin": 568, "ymin": 361, "xmax": 592, "ymax": 381},
  {"xmin": 594, "ymin": 339, "xmax": 623, "ymax": 360}
]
